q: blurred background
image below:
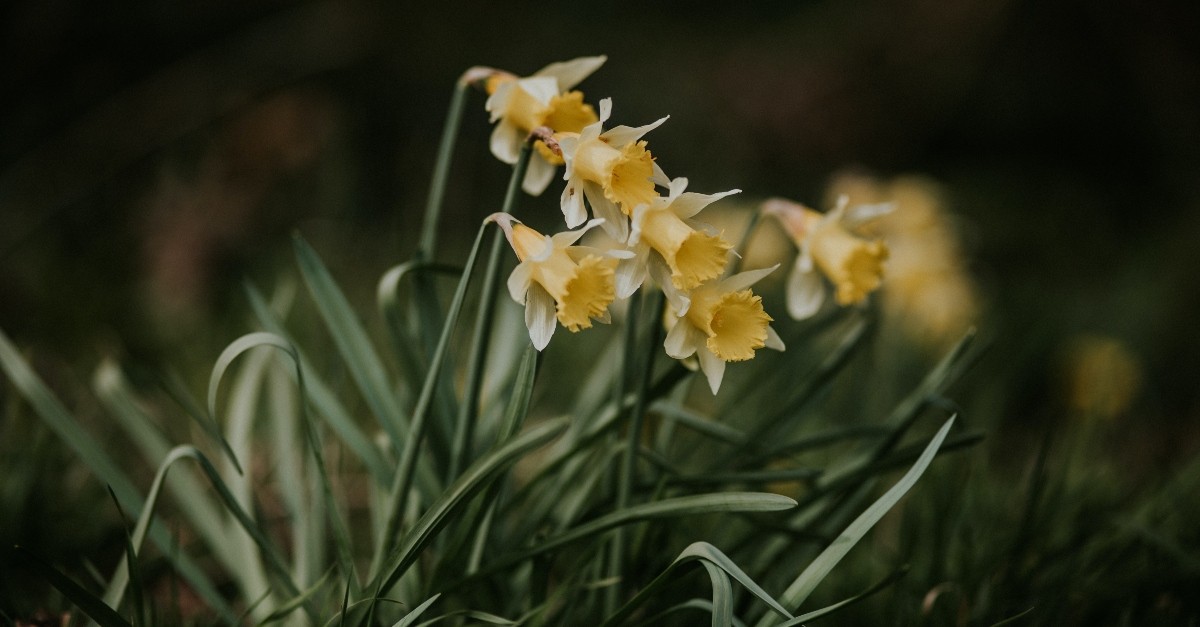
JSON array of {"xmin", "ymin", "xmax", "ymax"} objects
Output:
[{"xmin": 2, "ymin": 0, "xmax": 1199, "ymax": 622}]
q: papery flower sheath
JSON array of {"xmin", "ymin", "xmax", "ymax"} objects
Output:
[
  {"xmin": 763, "ymin": 196, "xmax": 891, "ymax": 320},
  {"xmin": 663, "ymin": 266, "xmax": 785, "ymax": 394},
  {"xmin": 485, "ymin": 56, "xmax": 606, "ymax": 195},
  {"xmin": 488, "ymin": 213, "xmax": 631, "ymax": 351},
  {"xmin": 557, "ymin": 98, "xmax": 670, "ymax": 241},
  {"xmin": 619, "ymin": 177, "xmax": 738, "ymax": 314}
]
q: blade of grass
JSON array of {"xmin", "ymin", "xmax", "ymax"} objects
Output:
[
  {"xmin": 293, "ymin": 234, "xmax": 409, "ymax": 453},
  {"xmin": 759, "ymin": 416, "xmax": 956, "ymax": 625},
  {"xmin": 775, "ymin": 565, "xmax": 909, "ymax": 625},
  {"xmin": 12, "ymin": 546, "xmax": 133, "ymax": 627},
  {"xmin": 0, "ymin": 328, "xmax": 235, "ymax": 621},
  {"xmin": 106, "ymin": 487, "xmax": 145, "ymax": 627},
  {"xmin": 601, "ymin": 542, "xmax": 794, "ymax": 627},
  {"xmin": 392, "ymin": 593, "xmax": 440, "ymax": 627}
]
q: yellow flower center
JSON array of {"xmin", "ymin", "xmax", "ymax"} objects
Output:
[
  {"xmin": 687, "ymin": 288, "xmax": 771, "ymax": 362},
  {"xmin": 572, "ymin": 138, "xmax": 658, "ymax": 212},
  {"xmin": 543, "ymin": 91, "xmax": 598, "ymax": 134},
  {"xmin": 639, "ymin": 209, "xmax": 730, "ymax": 290},
  {"xmin": 809, "ymin": 220, "xmax": 889, "ymax": 305},
  {"xmin": 509, "ymin": 223, "xmax": 616, "ymax": 332}
]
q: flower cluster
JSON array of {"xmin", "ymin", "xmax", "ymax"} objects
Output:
[{"xmin": 481, "ymin": 56, "xmax": 894, "ymax": 393}]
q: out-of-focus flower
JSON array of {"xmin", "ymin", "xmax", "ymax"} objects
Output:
[
  {"xmin": 663, "ymin": 265, "xmax": 785, "ymax": 394},
  {"xmin": 619, "ymin": 177, "xmax": 738, "ymax": 313},
  {"xmin": 485, "ymin": 56, "xmax": 606, "ymax": 195},
  {"xmin": 558, "ymin": 98, "xmax": 669, "ymax": 241},
  {"xmin": 763, "ymin": 196, "xmax": 891, "ymax": 320},
  {"xmin": 826, "ymin": 172, "xmax": 979, "ymax": 347},
  {"xmin": 489, "ymin": 213, "xmax": 630, "ymax": 350},
  {"xmin": 1060, "ymin": 334, "xmax": 1142, "ymax": 420}
]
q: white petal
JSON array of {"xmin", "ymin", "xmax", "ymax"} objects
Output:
[
  {"xmin": 584, "ymin": 183, "xmax": 629, "ymax": 242},
  {"xmin": 615, "ymin": 249, "xmax": 649, "ymax": 298},
  {"xmin": 664, "ymin": 319, "xmax": 699, "ymax": 359},
  {"xmin": 652, "ymin": 161, "xmax": 670, "ymax": 187},
  {"xmin": 516, "ymin": 76, "xmax": 558, "ymax": 105},
  {"xmin": 786, "ymin": 258, "xmax": 825, "ymax": 320},
  {"xmin": 595, "ymin": 308, "xmax": 612, "ymax": 324},
  {"xmin": 765, "ymin": 325, "xmax": 785, "ymax": 351},
  {"xmin": 842, "ymin": 202, "xmax": 896, "ymax": 229},
  {"xmin": 484, "ymin": 82, "xmax": 515, "ymax": 121},
  {"xmin": 522, "ymin": 156, "xmax": 558, "ymax": 196},
  {"xmin": 560, "ymin": 180, "xmax": 588, "ymax": 228},
  {"xmin": 506, "ymin": 264, "xmax": 532, "ymax": 304},
  {"xmin": 719, "ymin": 263, "xmax": 780, "ymax": 293},
  {"xmin": 533, "ymin": 55, "xmax": 606, "ymax": 90},
  {"xmin": 489, "ymin": 121, "xmax": 522, "ymax": 164},
  {"xmin": 647, "ymin": 254, "xmax": 690, "ymax": 315},
  {"xmin": 697, "ymin": 349, "xmax": 727, "ymax": 394},
  {"xmin": 551, "ymin": 218, "xmax": 605, "ymax": 247},
  {"xmin": 671, "ymin": 188, "xmax": 741, "ymax": 220},
  {"xmin": 598, "ymin": 98, "xmax": 612, "ymax": 124},
  {"xmin": 557, "ymin": 134, "xmax": 580, "ymax": 164},
  {"xmin": 601, "ymin": 116, "xmax": 669, "ymax": 146},
  {"xmin": 667, "ymin": 177, "xmax": 689, "ymax": 198},
  {"xmin": 525, "ymin": 283, "xmax": 557, "ymax": 351}
]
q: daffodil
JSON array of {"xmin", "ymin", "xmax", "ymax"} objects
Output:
[
  {"xmin": 618, "ymin": 177, "xmax": 738, "ymax": 314},
  {"xmin": 557, "ymin": 98, "xmax": 669, "ymax": 241},
  {"xmin": 762, "ymin": 196, "xmax": 891, "ymax": 320},
  {"xmin": 485, "ymin": 56, "xmax": 606, "ymax": 195},
  {"xmin": 663, "ymin": 266, "xmax": 785, "ymax": 394},
  {"xmin": 488, "ymin": 213, "xmax": 630, "ymax": 350}
]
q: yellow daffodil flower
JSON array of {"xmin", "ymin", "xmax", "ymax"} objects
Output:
[
  {"xmin": 762, "ymin": 196, "xmax": 891, "ymax": 320},
  {"xmin": 618, "ymin": 177, "xmax": 738, "ymax": 314},
  {"xmin": 488, "ymin": 213, "xmax": 631, "ymax": 350},
  {"xmin": 663, "ymin": 265, "xmax": 785, "ymax": 394},
  {"xmin": 557, "ymin": 98, "xmax": 669, "ymax": 241},
  {"xmin": 485, "ymin": 56, "xmax": 606, "ymax": 196}
]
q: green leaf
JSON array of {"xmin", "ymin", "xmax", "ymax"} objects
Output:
[
  {"xmin": 294, "ymin": 234, "xmax": 409, "ymax": 451},
  {"xmin": 775, "ymin": 565, "xmax": 909, "ymax": 625},
  {"xmin": 256, "ymin": 569, "xmax": 336, "ymax": 626},
  {"xmin": 764, "ymin": 416, "xmax": 957, "ymax": 623},
  {"xmin": 0, "ymin": 328, "xmax": 235, "ymax": 621},
  {"xmin": 391, "ymin": 594, "xmax": 440, "ymax": 627},
  {"xmin": 12, "ymin": 545, "xmax": 133, "ymax": 627}
]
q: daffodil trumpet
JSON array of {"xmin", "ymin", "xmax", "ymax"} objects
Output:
[
  {"xmin": 663, "ymin": 265, "xmax": 785, "ymax": 394},
  {"xmin": 487, "ymin": 213, "xmax": 632, "ymax": 350},
  {"xmin": 485, "ymin": 56, "xmax": 607, "ymax": 196},
  {"xmin": 763, "ymin": 196, "xmax": 892, "ymax": 320},
  {"xmin": 558, "ymin": 98, "xmax": 670, "ymax": 241}
]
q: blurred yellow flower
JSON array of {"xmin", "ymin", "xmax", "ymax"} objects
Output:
[
  {"xmin": 489, "ymin": 213, "xmax": 630, "ymax": 350},
  {"xmin": 663, "ymin": 265, "xmax": 784, "ymax": 394},
  {"xmin": 485, "ymin": 56, "xmax": 605, "ymax": 195},
  {"xmin": 558, "ymin": 98, "xmax": 669, "ymax": 241},
  {"xmin": 763, "ymin": 196, "xmax": 890, "ymax": 320},
  {"xmin": 619, "ymin": 177, "xmax": 737, "ymax": 313},
  {"xmin": 825, "ymin": 172, "xmax": 979, "ymax": 347},
  {"xmin": 1060, "ymin": 335, "xmax": 1142, "ymax": 420}
]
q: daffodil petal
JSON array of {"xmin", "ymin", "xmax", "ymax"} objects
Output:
[
  {"xmin": 525, "ymin": 283, "xmax": 557, "ymax": 351},
  {"xmin": 842, "ymin": 202, "xmax": 896, "ymax": 229},
  {"xmin": 507, "ymin": 263, "xmax": 533, "ymax": 304},
  {"xmin": 490, "ymin": 120, "xmax": 522, "ymax": 164},
  {"xmin": 515, "ymin": 76, "xmax": 559, "ymax": 105},
  {"xmin": 647, "ymin": 253, "xmax": 691, "ymax": 315},
  {"xmin": 664, "ymin": 317, "xmax": 699, "ymax": 359},
  {"xmin": 485, "ymin": 81, "xmax": 515, "ymax": 122},
  {"xmin": 765, "ymin": 325, "xmax": 786, "ymax": 351},
  {"xmin": 786, "ymin": 257, "xmax": 825, "ymax": 320},
  {"xmin": 560, "ymin": 182, "xmax": 588, "ymax": 228},
  {"xmin": 523, "ymin": 154, "xmax": 558, "ymax": 196},
  {"xmin": 533, "ymin": 55, "xmax": 606, "ymax": 90},
  {"xmin": 652, "ymin": 161, "xmax": 670, "ymax": 187},
  {"xmin": 614, "ymin": 248, "xmax": 649, "ymax": 299},
  {"xmin": 583, "ymin": 182, "xmax": 629, "ymax": 242},
  {"xmin": 697, "ymin": 348, "xmax": 727, "ymax": 394},
  {"xmin": 672, "ymin": 189, "xmax": 741, "ymax": 220},
  {"xmin": 601, "ymin": 115, "xmax": 670, "ymax": 147},
  {"xmin": 718, "ymin": 263, "xmax": 779, "ymax": 293},
  {"xmin": 551, "ymin": 218, "xmax": 605, "ymax": 248}
]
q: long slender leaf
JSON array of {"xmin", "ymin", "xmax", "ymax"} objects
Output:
[
  {"xmin": 762, "ymin": 416, "xmax": 957, "ymax": 624},
  {"xmin": 294, "ymin": 234, "xmax": 409, "ymax": 452},
  {"xmin": 0, "ymin": 328, "xmax": 235, "ymax": 621},
  {"xmin": 391, "ymin": 594, "xmax": 441, "ymax": 627},
  {"xmin": 12, "ymin": 546, "xmax": 133, "ymax": 627},
  {"xmin": 775, "ymin": 565, "xmax": 909, "ymax": 625}
]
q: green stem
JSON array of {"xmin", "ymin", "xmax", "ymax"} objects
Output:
[
  {"xmin": 369, "ymin": 221, "xmax": 493, "ymax": 584},
  {"xmin": 449, "ymin": 144, "xmax": 532, "ymax": 482},
  {"xmin": 418, "ymin": 78, "xmax": 470, "ymax": 260}
]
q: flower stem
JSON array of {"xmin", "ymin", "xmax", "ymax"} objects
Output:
[
  {"xmin": 418, "ymin": 78, "xmax": 470, "ymax": 260},
  {"xmin": 449, "ymin": 144, "xmax": 532, "ymax": 482}
]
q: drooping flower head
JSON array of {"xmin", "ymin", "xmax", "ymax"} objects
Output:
[
  {"xmin": 762, "ymin": 196, "xmax": 891, "ymax": 320},
  {"xmin": 618, "ymin": 177, "xmax": 738, "ymax": 314},
  {"xmin": 485, "ymin": 56, "xmax": 606, "ymax": 195},
  {"xmin": 558, "ymin": 98, "xmax": 670, "ymax": 241},
  {"xmin": 488, "ymin": 213, "xmax": 630, "ymax": 350},
  {"xmin": 663, "ymin": 265, "xmax": 785, "ymax": 394}
]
